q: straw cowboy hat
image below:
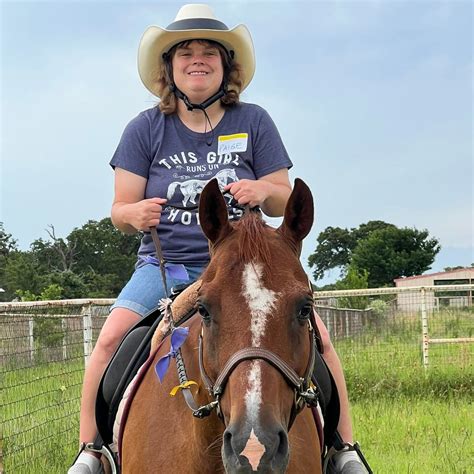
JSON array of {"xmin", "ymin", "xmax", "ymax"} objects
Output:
[{"xmin": 138, "ymin": 4, "xmax": 255, "ymax": 97}]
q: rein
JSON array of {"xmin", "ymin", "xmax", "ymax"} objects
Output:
[{"xmin": 149, "ymin": 226, "xmax": 201, "ymax": 413}]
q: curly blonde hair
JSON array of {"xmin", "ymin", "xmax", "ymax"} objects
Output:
[{"xmin": 155, "ymin": 40, "xmax": 244, "ymax": 115}]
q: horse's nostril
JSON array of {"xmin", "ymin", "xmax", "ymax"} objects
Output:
[
  {"xmin": 224, "ymin": 430, "xmax": 232, "ymax": 445},
  {"xmin": 223, "ymin": 429, "xmax": 235, "ymax": 457},
  {"xmin": 277, "ymin": 430, "xmax": 289, "ymax": 457}
]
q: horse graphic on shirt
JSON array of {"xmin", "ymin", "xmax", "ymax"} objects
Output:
[{"xmin": 167, "ymin": 168, "xmax": 238, "ymax": 207}]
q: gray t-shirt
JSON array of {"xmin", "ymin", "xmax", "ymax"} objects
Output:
[{"xmin": 110, "ymin": 102, "xmax": 292, "ymax": 266}]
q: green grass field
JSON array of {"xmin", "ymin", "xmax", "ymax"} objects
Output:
[
  {"xmin": 352, "ymin": 396, "xmax": 473, "ymax": 474},
  {"xmin": 1, "ymin": 307, "xmax": 472, "ymax": 473}
]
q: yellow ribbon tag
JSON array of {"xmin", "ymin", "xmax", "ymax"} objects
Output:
[{"xmin": 169, "ymin": 380, "xmax": 198, "ymax": 396}]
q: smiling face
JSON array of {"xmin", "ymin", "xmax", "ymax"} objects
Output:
[{"xmin": 171, "ymin": 40, "xmax": 225, "ymax": 103}]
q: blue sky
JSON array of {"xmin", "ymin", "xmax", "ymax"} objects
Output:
[{"xmin": 1, "ymin": 0, "xmax": 472, "ymax": 284}]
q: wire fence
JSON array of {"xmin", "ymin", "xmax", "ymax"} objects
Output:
[
  {"xmin": 314, "ymin": 285, "xmax": 473, "ymax": 374},
  {"xmin": 0, "ymin": 299, "xmax": 113, "ymax": 474},
  {"xmin": 0, "ymin": 285, "xmax": 473, "ymax": 473}
]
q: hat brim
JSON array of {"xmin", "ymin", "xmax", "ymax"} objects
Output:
[{"xmin": 138, "ymin": 24, "xmax": 255, "ymax": 98}]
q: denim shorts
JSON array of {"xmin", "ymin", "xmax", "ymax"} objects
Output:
[{"xmin": 110, "ymin": 263, "xmax": 206, "ymax": 318}]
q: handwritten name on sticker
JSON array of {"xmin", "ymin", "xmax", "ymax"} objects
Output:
[{"xmin": 218, "ymin": 133, "xmax": 248, "ymax": 155}]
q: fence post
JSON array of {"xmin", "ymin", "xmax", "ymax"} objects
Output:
[
  {"xmin": 82, "ymin": 304, "xmax": 93, "ymax": 366},
  {"xmin": 420, "ymin": 287, "xmax": 429, "ymax": 369},
  {"xmin": 28, "ymin": 318, "xmax": 35, "ymax": 363},
  {"xmin": 62, "ymin": 317, "xmax": 67, "ymax": 361}
]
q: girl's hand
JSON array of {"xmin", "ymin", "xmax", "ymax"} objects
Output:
[
  {"xmin": 224, "ymin": 180, "xmax": 269, "ymax": 208},
  {"xmin": 127, "ymin": 197, "xmax": 167, "ymax": 231}
]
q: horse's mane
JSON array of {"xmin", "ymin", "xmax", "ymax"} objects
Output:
[{"xmin": 234, "ymin": 210, "xmax": 272, "ymax": 267}]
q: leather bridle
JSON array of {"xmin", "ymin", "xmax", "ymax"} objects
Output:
[{"xmin": 193, "ymin": 315, "xmax": 319, "ymax": 430}]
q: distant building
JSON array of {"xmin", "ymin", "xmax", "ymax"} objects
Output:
[{"xmin": 394, "ymin": 267, "xmax": 474, "ymax": 310}]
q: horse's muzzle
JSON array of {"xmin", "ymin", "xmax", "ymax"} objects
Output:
[{"xmin": 222, "ymin": 424, "xmax": 289, "ymax": 474}]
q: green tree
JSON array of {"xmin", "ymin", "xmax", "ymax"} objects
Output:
[
  {"xmin": 0, "ymin": 222, "xmax": 17, "ymax": 256},
  {"xmin": 30, "ymin": 225, "xmax": 77, "ymax": 272},
  {"xmin": 352, "ymin": 220, "xmax": 396, "ymax": 242},
  {"xmin": 334, "ymin": 265, "xmax": 369, "ymax": 309},
  {"xmin": 350, "ymin": 227, "xmax": 440, "ymax": 287},
  {"xmin": 43, "ymin": 271, "xmax": 88, "ymax": 299},
  {"xmin": 0, "ymin": 223, "xmax": 18, "ymax": 301},
  {"xmin": 81, "ymin": 270, "xmax": 122, "ymax": 298},
  {"xmin": 67, "ymin": 218, "xmax": 140, "ymax": 296},
  {"xmin": 40, "ymin": 283, "xmax": 63, "ymax": 300},
  {"xmin": 4, "ymin": 251, "xmax": 46, "ymax": 298},
  {"xmin": 308, "ymin": 221, "xmax": 395, "ymax": 281},
  {"xmin": 336, "ymin": 265, "xmax": 369, "ymax": 291},
  {"xmin": 1, "ymin": 218, "xmax": 141, "ymax": 300},
  {"xmin": 307, "ymin": 226, "xmax": 354, "ymax": 281}
]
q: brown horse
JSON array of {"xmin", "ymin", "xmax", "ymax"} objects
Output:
[{"xmin": 121, "ymin": 178, "xmax": 321, "ymax": 473}]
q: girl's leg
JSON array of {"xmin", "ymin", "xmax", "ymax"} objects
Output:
[
  {"xmin": 79, "ymin": 308, "xmax": 141, "ymax": 442},
  {"xmin": 314, "ymin": 312, "xmax": 353, "ymax": 441},
  {"xmin": 314, "ymin": 312, "xmax": 369, "ymax": 473}
]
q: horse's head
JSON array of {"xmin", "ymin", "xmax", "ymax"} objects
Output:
[{"xmin": 198, "ymin": 179, "xmax": 315, "ymax": 473}]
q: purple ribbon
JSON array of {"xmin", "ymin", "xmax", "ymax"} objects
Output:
[
  {"xmin": 165, "ymin": 263, "xmax": 189, "ymax": 280},
  {"xmin": 142, "ymin": 256, "xmax": 189, "ymax": 281},
  {"xmin": 155, "ymin": 326, "xmax": 190, "ymax": 383}
]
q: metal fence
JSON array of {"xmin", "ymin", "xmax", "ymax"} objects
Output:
[
  {"xmin": 1, "ymin": 285, "xmax": 473, "ymax": 473},
  {"xmin": 314, "ymin": 284, "xmax": 473, "ymax": 372},
  {"xmin": 0, "ymin": 299, "xmax": 113, "ymax": 474}
]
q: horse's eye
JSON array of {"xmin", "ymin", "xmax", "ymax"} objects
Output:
[
  {"xmin": 298, "ymin": 304, "xmax": 313, "ymax": 321},
  {"xmin": 197, "ymin": 303, "xmax": 211, "ymax": 322}
]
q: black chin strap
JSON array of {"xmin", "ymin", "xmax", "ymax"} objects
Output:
[
  {"xmin": 174, "ymin": 86, "xmax": 225, "ymax": 112},
  {"xmin": 173, "ymin": 85, "xmax": 226, "ymax": 146}
]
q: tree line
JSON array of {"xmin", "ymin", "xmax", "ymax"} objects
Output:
[
  {"xmin": 0, "ymin": 217, "xmax": 454, "ymax": 302},
  {"xmin": 0, "ymin": 220, "xmax": 140, "ymax": 302}
]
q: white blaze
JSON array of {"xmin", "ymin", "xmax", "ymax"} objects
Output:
[
  {"xmin": 245, "ymin": 360, "xmax": 262, "ymax": 424},
  {"xmin": 241, "ymin": 263, "xmax": 279, "ymax": 347},
  {"xmin": 240, "ymin": 262, "xmax": 279, "ymax": 462}
]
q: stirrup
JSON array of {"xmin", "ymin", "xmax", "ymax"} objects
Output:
[
  {"xmin": 84, "ymin": 442, "xmax": 119, "ymax": 474},
  {"xmin": 323, "ymin": 441, "xmax": 372, "ymax": 474},
  {"xmin": 69, "ymin": 443, "xmax": 105, "ymax": 474}
]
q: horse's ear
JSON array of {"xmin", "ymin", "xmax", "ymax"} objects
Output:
[
  {"xmin": 199, "ymin": 178, "xmax": 233, "ymax": 244},
  {"xmin": 278, "ymin": 178, "xmax": 314, "ymax": 248}
]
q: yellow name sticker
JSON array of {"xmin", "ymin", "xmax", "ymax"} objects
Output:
[{"xmin": 217, "ymin": 133, "xmax": 248, "ymax": 155}]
